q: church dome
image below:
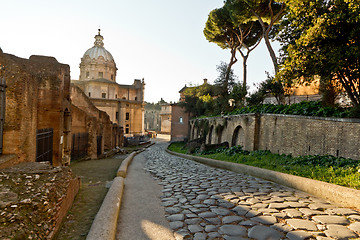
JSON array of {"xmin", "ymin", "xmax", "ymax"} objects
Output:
[
  {"xmin": 83, "ymin": 46, "xmax": 114, "ymax": 62},
  {"xmin": 82, "ymin": 30, "xmax": 114, "ymax": 62}
]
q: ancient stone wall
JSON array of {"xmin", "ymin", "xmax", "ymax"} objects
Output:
[
  {"xmin": 190, "ymin": 114, "xmax": 360, "ymax": 160},
  {"xmin": 70, "ymin": 84, "xmax": 121, "ymax": 159},
  {"xmin": 0, "ymin": 51, "xmax": 71, "ymax": 167}
]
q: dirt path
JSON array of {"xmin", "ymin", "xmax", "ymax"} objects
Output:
[{"xmin": 55, "ymin": 154, "xmax": 126, "ymax": 240}]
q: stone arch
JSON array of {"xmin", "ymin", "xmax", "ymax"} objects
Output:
[
  {"xmin": 232, "ymin": 125, "xmax": 244, "ymax": 147},
  {"xmin": 216, "ymin": 124, "xmax": 223, "ymax": 144},
  {"xmin": 208, "ymin": 125, "xmax": 214, "ymax": 144}
]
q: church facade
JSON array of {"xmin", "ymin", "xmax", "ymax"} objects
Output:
[{"xmin": 72, "ymin": 30, "xmax": 145, "ymax": 136}]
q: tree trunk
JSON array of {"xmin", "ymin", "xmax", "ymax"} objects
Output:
[{"xmin": 242, "ymin": 54, "xmax": 248, "ymax": 92}]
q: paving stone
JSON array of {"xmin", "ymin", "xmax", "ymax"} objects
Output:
[
  {"xmin": 252, "ymin": 203, "xmax": 269, "ymax": 209},
  {"xmin": 224, "ymin": 236, "xmax": 248, "ymax": 240},
  {"xmin": 316, "ymin": 237, "xmax": 333, "ymax": 240},
  {"xmin": 308, "ymin": 203, "xmax": 334, "ymax": 210},
  {"xmin": 286, "ymin": 230, "xmax": 315, "ymax": 240},
  {"xmin": 248, "ymin": 225, "xmax": 284, "ymax": 240},
  {"xmin": 188, "ymin": 224, "xmax": 203, "ymax": 233},
  {"xmin": 218, "ymin": 201, "xmax": 235, "ymax": 209},
  {"xmin": 169, "ymin": 221, "xmax": 184, "ymax": 230},
  {"xmin": 175, "ymin": 229, "xmax": 191, "ymax": 239},
  {"xmin": 211, "ymin": 207, "xmax": 231, "ymax": 216},
  {"xmin": 258, "ymin": 208, "xmax": 279, "ymax": 214},
  {"xmin": 207, "ymin": 231, "xmax": 221, "ymax": 239},
  {"xmin": 325, "ymin": 224, "xmax": 358, "ymax": 239},
  {"xmin": 219, "ymin": 225, "xmax": 247, "ymax": 236},
  {"xmin": 185, "ymin": 218, "xmax": 202, "ymax": 225},
  {"xmin": 186, "ymin": 213, "xmax": 197, "ymax": 218},
  {"xmin": 287, "ymin": 202, "xmax": 309, "ymax": 208},
  {"xmin": 198, "ymin": 211, "xmax": 217, "ymax": 218},
  {"xmin": 251, "ymin": 215, "xmax": 277, "ymax": 225},
  {"xmin": 271, "ymin": 223, "xmax": 293, "ymax": 233},
  {"xmin": 193, "ymin": 232, "xmax": 207, "ymax": 240},
  {"xmin": 232, "ymin": 206, "xmax": 251, "ymax": 215},
  {"xmin": 299, "ymin": 208, "xmax": 326, "ymax": 216},
  {"xmin": 204, "ymin": 225, "xmax": 218, "ymax": 232},
  {"xmin": 283, "ymin": 209, "xmax": 303, "ymax": 218},
  {"xmin": 269, "ymin": 202, "xmax": 289, "ymax": 209},
  {"xmin": 325, "ymin": 208, "xmax": 359, "ymax": 216},
  {"xmin": 205, "ymin": 217, "xmax": 221, "ymax": 225},
  {"xmin": 312, "ymin": 215, "xmax": 350, "ymax": 225},
  {"xmin": 349, "ymin": 222, "xmax": 360, "ymax": 234},
  {"xmin": 286, "ymin": 219, "xmax": 318, "ymax": 231},
  {"xmin": 165, "ymin": 207, "xmax": 182, "ymax": 214},
  {"xmin": 222, "ymin": 215, "xmax": 243, "ymax": 224},
  {"xmin": 167, "ymin": 214, "xmax": 185, "ymax": 221},
  {"xmin": 246, "ymin": 210, "xmax": 261, "ymax": 218},
  {"xmin": 239, "ymin": 220, "xmax": 258, "ymax": 226},
  {"xmin": 203, "ymin": 199, "xmax": 216, "ymax": 205},
  {"xmin": 272, "ymin": 212, "xmax": 288, "ymax": 218},
  {"xmin": 349, "ymin": 215, "xmax": 360, "ymax": 221}
]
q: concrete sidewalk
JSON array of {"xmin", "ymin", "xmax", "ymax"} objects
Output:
[{"xmin": 115, "ymin": 149, "xmax": 176, "ymax": 240}]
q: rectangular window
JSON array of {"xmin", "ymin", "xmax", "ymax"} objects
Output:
[
  {"xmin": 179, "ymin": 117, "xmax": 183, "ymax": 123},
  {"xmin": 102, "ymin": 93, "xmax": 106, "ymax": 98},
  {"xmin": 111, "ymin": 74, "xmax": 114, "ymax": 80},
  {"xmin": 86, "ymin": 71, "xmax": 90, "ymax": 78},
  {"xmin": 98, "ymin": 72, "xmax": 103, "ymax": 78},
  {"xmin": 126, "ymin": 128, "xmax": 129, "ymax": 134},
  {"xmin": 88, "ymin": 92, "xmax": 91, "ymax": 97},
  {"xmin": 126, "ymin": 112, "xmax": 130, "ymax": 120},
  {"xmin": 116, "ymin": 112, "xmax": 119, "ymax": 120}
]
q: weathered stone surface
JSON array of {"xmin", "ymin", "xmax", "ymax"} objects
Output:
[
  {"xmin": 271, "ymin": 223, "xmax": 293, "ymax": 233},
  {"xmin": 204, "ymin": 225, "xmax": 218, "ymax": 233},
  {"xmin": 325, "ymin": 224, "xmax": 358, "ymax": 239},
  {"xmin": 222, "ymin": 216, "xmax": 243, "ymax": 224},
  {"xmin": 286, "ymin": 230, "xmax": 314, "ymax": 240},
  {"xmin": 349, "ymin": 215, "xmax": 360, "ymax": 221},
  {"xmin": 269, "ymin": 202, "xmax": 289, "ymax": 209},
  {"xmin": 299, "ymin": 208, "xmax": 325, "ymax": 216},
  {"xmin": 251, "ymin": 216, "xmax": 277, "ymax": 225},
  {"xmin": 283, "ymin": 209, "xmax": 303, "ymax": 218},
  {"xmin": 248, "ymin": 225, "xmax": 284, "ymax": 240},
  {"xmin": 167, "ymin": 214, "xmax": 185, "ymax": 222},
  {"xmin": 308, "ymin": 203, "xmax": 334, "ymax": 210},
  {"xmin": 312, "ymin": 215, "xmax": 350, "ymax": 225},
  {"xmin": 198, "ymin": 211, "xmax": 217, "ymax": 218},
  {"xmin": 211, "ymin": 207, "xmax": 231, "ymax": 216},
  {"xmin": 165, "ymin": 207, "xmax": 182, "ymax": 214},
  {"xmin": 325, "ymin": 208, "xmax": 359, "ymax": 216},
  {"xmin": 188, "ymin": 224, "xmax": 203, "ymax": 233},
  {"xmin": 219, "ymin": 225, "xmax": 247, "ymax": 236},
  {"xmin": 185, "ymin": 218, "xmax": 202, "ymax": 225},
  {"xmin": 193, "ymin": 232, "xmax": 207, "ymax": 240},
  {"xmin": 169, "ymin": 221, "xmax": 184, "ymax": 230},
  {"xmin": 286, "ymin": 219, "xmax": 318, "ymax": 231},
  {"xmin": 349, "ymin": 222, "xmax": 360, "ymax": 234}
]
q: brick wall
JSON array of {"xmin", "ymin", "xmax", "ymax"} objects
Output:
[
  {"xmin": 0, "ymin": 51, "xmax": 71, "ymax": 167},
  {"xmin": 170, "ymin": 105, "xmax": 190, "ymax": 142}
]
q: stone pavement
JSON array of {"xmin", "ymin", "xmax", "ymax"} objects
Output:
[{"xmin": 143, "ymin": 143, "xmax": 360, "ymax": 240}]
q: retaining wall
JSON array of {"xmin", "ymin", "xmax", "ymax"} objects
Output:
[{"xmin": 190, "ymin": 114, "xmax": 360, "ymax": 160}]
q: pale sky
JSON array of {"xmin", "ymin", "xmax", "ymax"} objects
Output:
[{"xmin": 1, "ymin": 0, "xmax": 279, "ymax": 103}]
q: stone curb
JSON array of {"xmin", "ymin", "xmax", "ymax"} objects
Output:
[
  {"xmin": 117, "ymin": 149, "xmax": 145, "ymax": 177},
  {"xmin": 166, "ymin": 149, "xmax": 360, "ymax": 209},
  {"xmin": 86, "ymin": 148, "xmax": 147, "ymax": 240},
  {"xmin": 86, "ymin": 176, "xmax": 124, "ymax": 240}
]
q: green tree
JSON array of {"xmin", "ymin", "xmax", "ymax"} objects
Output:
[
  {"xmin": 276, "ymin": 0, "xmax": 360, "ymax": 107},
  {"xmin": 226, "ymin": 0, "xmax": 286, "ymax": 73},
  {"xmin": 204, "ymin": 7, "xmax": 239, "ymax": 92}
]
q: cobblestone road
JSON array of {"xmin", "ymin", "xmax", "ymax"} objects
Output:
[{"xmin": 143, "ymin": 143, "xmax": 360, "ymax": 240}]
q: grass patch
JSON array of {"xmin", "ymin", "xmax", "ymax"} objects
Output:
[{"xmin": 168, "ymin": 142, "xmax": 360, "ymax": 189}]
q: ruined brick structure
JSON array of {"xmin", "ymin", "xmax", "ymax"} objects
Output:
[
  {"xmin": 71, "ymin": 84, "xmax": 123, "ymax": 159},
  {"xmin": 0, "ymin": 50, "xmax": 72, "ymax": 167},
  {"xmin": 190, "ymin": 114, "xmax": 360, "ymax": 160}
]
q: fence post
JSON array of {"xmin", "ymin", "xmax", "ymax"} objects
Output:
[{"xmin": 0, "ymin": 73, "xmax": 6, "ymax": 155}]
